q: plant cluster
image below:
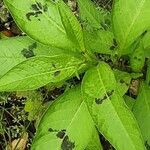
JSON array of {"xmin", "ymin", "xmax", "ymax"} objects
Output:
[{"xmin": 0, "ymin": 0, "xmax": 150, "ymax": 150}]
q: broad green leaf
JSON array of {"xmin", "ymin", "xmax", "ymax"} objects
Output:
[
  {"xmin": 4, "ymin": 0, "xmax": 82, "ymax": 51},
  {"xmin": 133, "ymin": 83, "xmax": 150, "ymax": 146},
  {"xmin": 0, "ymin": 54, "xmax": 84, "ymax": 91},
  {"xmin": 58, "ymin": 0, "xmax": 85, "ymax": 51},
  {"xmin": 0, "ymin": 36, "xmax": 68, "ymax": 78},
  {"xmin": 82, "ymin": 62, "xmax": 145, "ymax": 150},
  {"xmin": 32, "ymin": 86, "xmax": 102, "ymax": 150},
  {"xmin": 123, "ymin": 95, "xmax": 135, "ymax": 110},
  {"xmin": 83, "ymin": 29, "xmax": 114, "ymax": 54},
  {"xmin": 113, "ymin": 0, "xmax": 150, "ymax": 53}
]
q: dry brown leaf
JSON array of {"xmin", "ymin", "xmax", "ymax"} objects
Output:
[{"xmin": 6, "ymin": 132, "xmax": 28, "ymax": 150}]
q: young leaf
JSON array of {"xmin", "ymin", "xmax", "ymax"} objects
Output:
[
  {"xmin": 132, "ymin": 83, "xmax": 150, "ymax": 146},
  {"xmin": 4, "ymin": 0, "xmax": 81, "ymax": 51},
  {"xmin": 58, "ymin": 0, "xmax": 85, "ymax": 51},
  {"xmin": 0, "ymin": 36, "xmax": 68, "ymax": 78},
  {"xmin": 113, "ymin": 0, "xmax": 150, "ymax": 53},
  {"xmin": 32, "ymin": 86, "xmax": 102, "ymax": 150},
  {"xmin": 0, "ymin": 54, "xmax": 84, "ymax": 91},
  {"xmin": 82, "ymin": 62, "xmax": 145, "ymax": 150},
  {"xmin": 77, "ymin": 0, "xmax": 109, "ymax": 30}
]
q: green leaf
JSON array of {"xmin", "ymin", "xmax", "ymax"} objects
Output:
[
  {"xmin": 32, "ymin": 86, "xmax": 102, "ymax": 150},
  {"xmin": 113, "ymin": 69, "xmax": 131, "ymax": 96},
  {"xmin": 83, "ymin": 29, "xmax": 114, "ymax": 54},
  {"xmin": 4, "ymin": 0, "xmax": 81, "ymax": 51},
  {"xmin": 82, "ymin": 62, "xmax": 145, "ymax": 150},
  {"xmin": 113, "ymin": 0, "xmax": 150, "ymax": 53},
  {"xmin": 130, "ymin": 44, "xmax": 145, "ymax": 72},
  {"xmin": 142, "ymin": 31, "xmax": 150, "ymax": 49},
  {"xmin": 142, "ymin": 31, "xmax": 150, "ymax": 58},
  {"xmin": 133, "ymin": 83, "xmax": 150, "ymax": 146},
  {"xmin": 146, "ymin": 60, "xmax": 150, "ymax": 84},
  {"xmin": 0, "ymin": 54, "xmax": 84, "ymax": 91},
  {"xmin": 77, "ymin": 0, "xmax": 103, "ymax": 29},
  {"xmin": 0, "ymin": 36, "xmax": 68, "ymax": 78},
  {"xmin": 123, "ymin": 95, "xmax": 135, "ymax": 110},
  {"xmin": 58, "ymin": 0, "xmax": 85, "ymax": 51}
]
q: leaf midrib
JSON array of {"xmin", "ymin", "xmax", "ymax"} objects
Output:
[
  {"xmin": 122, "ymin": 0, "xmax": 145, "ymax": 48},
  {"xmin": 5, "ymin": 0, "xmax": 66, "ymax": 34},
  {"xmin": 96, "ymin": 66, "xmax": 137, "ymax": 149}
]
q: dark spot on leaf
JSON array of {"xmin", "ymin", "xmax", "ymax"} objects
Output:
[
  {"xmin": 29, "ymin": 42, "xmax": 37, "ymax": 50},
  {"xmin": 120, "ymin": 79, "xmax": 130, "ymax": 86},
  {"xmin": 21, "ymin": 48, "xmax": 35, "ymax": 58},
  {"xmin": 145, "ymin": 141, "xmax": 150, "ymax": 150},
  {"xmin": 26, "ymin": 12, "xmax": 36, "ymax": 21},
  {"xmin": 56, "ymin": 129, "xmax": 66, "ymax": 139},
  {"xmin": 36, "ymin": 2, "xmax": 43, "ymax": 9},
  {"xmin": 95, "ymin": 90, "xmax": 114, "ymax": 105},
  {"xmin": 31, "ymin": 4, "xmax": 39, "ymax": 11},
  {"xmin": 48, "ymin": 128, "xmax": 58, "ymax": 132},
  {"xmin": 113, "ymin": 39, "xmax": 117, "ymax": 47},
  {"xmin": 107, "ymin": 90, "xmax": 114, "ymax": 97},
  {"xmin": 95, "ymin": 97, "xmax": 104, "ymax": 104},
  {"xmin": 120, "ymin": 79, "xmax": 125, "ymax": 84},
  {"xmin": 109, "ymin": 45, "xmax": 115, "ymax": 50},
  {"xmin": 61, "ymin": 135, "xmax": 75, "ymax": 150},
  {"xmin": 110, "ymin": 39, "xmax": 117, "ymax": 50},
  {"xmin": 21, "ymin": 43, "xmax": 37, "ymax": 58},
  {"xmin": 52, "ymin": 63, "xmax": 56, "ymax": 68},
  {"xmin": 54, "ymin": 71, "xmax": 61, "ymax": 77},
  {"xmin": 43, "ymin": 4, "xmax": 48, "ymax": 12},
  {"xmin": 34, "ymin": 11, "xmax": 42, "ymax": 17},
  {"xmin": 133, "ymin": 56, "xmax": 138, "ymax": 60}
]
